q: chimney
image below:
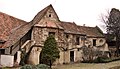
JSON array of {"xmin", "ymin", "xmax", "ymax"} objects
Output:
[{"xmin": 83, "ymin": 24, "xmax": 85, "ymax": 26}]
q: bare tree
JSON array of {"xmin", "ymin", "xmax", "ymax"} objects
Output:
[
  {"xmin": 82, "ymin": 46, "xmax": 101, "ymax": 62},
  {"xmin": 102, "ymin": 8, "xmax": 120, "ymax": 57}
]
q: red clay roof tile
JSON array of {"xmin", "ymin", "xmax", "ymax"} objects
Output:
[{"xmin": 77, "ymin": 26, "xmax": 104, "ymax": 38}]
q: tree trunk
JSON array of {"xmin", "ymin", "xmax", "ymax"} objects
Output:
[
  {"xmin": 49, "ymin": 60, "xmax": 52, "ymax": 68},
  {"xmin": 116, "ymin": 36, "xmax": 119, "ymax": 57}
]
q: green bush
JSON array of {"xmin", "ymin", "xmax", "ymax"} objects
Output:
[
  {"xmin": 94, "ymin": 56, "xmax": 120, "ymax": 63},
  {"xmin": 36, "ymin": 64, "xmax": 50, "ymax": 69},
  {"xmin": 94, "ymin": 57, "xmax": 106, "ymax": 63},
  {"xmin": 2, "ymin": 67, "xmax": 10, "ymax": 69},
  {"xmin": 20, "ymin": 64, "xmax": 50, "ymax": 69},
  {"xmin": 20, "ymin": 64, "xmax": 33, "ymax": 69},
  {"xmin": 32, "ymin": 66, "xmax": 38, "ymax": 69}
]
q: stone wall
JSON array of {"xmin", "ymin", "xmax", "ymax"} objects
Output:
[{"xmin": 27, "ymin": 47, "xmax": 42, "ymax": 65}]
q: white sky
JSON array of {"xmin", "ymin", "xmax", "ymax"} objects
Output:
[{"xmin": 0, "ymin": 0, "xmax": 120, "ymax": 33}]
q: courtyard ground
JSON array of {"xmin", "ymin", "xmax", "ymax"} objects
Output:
[{"xmin": 53, "ymin": 60, "xmax": 120, "ymax": 69}]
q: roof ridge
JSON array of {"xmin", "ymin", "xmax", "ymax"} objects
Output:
[
  {"xmin": 61, "ymin": 21, "xmax": 74, "ymax": 23},
  {"xmin": 77, "ymin": 25, "xmax": 96, "ymax": 28}
]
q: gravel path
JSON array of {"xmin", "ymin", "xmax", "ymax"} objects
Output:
[{"xmin": 53, "ymin": 61, "xmax": 120, "ymax": 69}]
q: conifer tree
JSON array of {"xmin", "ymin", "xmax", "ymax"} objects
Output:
[{"xmin": 40, "ymin": 35, "xmax": 60, "ymax": 68}]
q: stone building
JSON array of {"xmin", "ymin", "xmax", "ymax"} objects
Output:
[{"xmin": 0, "ymin": 4, "xmax": 109, "ymax": 67}]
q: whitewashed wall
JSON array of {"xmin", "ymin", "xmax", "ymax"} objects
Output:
[{"xmin": 0, "ymin": 55, "xmax": 14, "ymax": 67}]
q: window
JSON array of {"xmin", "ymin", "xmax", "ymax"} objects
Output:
[
  {"xmin": 76, "ymin": 37, "xmax": 80, "ymax": 45},
  {"xmin": 49, "ymin": 32, "xmax": 55, "ymax": 37},
  {"xmin": 77, "ymin": 48, "xmax": 80, "ymax": 51},
  {"xmin": 85, "ymin": 42, "xmax": 88, "ymax": 44},
  {"xmin": 49, "ymin": 14, "xmax": 51, "ymax": 17},
  {"xmin": 0, "ymin": 49, "xmax": 5, "ymax": 54},
  {"xmin": 66, "ymin": 34, "xmax": 69, "ymax": 38},
  {"xmin": 99, "ymin": 39, "xmax": 103, "ymax": 43},
  {"xmin": 93, "ymin": 39, "xmax": 96, "ymax": 46}
]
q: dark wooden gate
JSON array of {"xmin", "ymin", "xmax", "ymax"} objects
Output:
[{"xmin": 70, "ymin": 51, "xmax": 74, "ymax": 62}]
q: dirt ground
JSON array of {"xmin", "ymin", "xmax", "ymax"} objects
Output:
[{"xmin": 53, "ymin": 60, "xmax": 120, "ymax": 69}]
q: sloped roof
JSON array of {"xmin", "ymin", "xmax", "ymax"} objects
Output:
[
  {"xmin": 77, "ymin": 26, "xmax": 104, "ymax": 38},
  {"xmin": 32, "ymin": 4, "xmax": 59, "ymax": 25},
  {"xmin": 0, "ymin": 12, "xmax": 32, "ymax": 48},
  {"xmin": 31, "ymin": 5, "xmax": 50, "ymax": 25},
  {"xmin": 2, "ymin": 23, "xmax": 33, "ymax": 48},
  {"xmin": 0, "ymin": 12, "xmax": 26, "ymax": 41},
  {"xmin": 60, "ymin": 21, "xmax": 83, "ymax": 35},
  {"xmin": 35, "ymin": 20, "xmax": 63, "ymax": 29}
]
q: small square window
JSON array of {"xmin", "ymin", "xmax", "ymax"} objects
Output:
[
  {"xmin": 49, "ymin": 14, "xmax": 51, "ymax": 17},
  {"xmin": 66, "ymin": 34, "xmax": 69, "ymax": 38}
]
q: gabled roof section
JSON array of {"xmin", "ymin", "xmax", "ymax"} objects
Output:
[
  {"xmin": 77, "ymin": 25, "xmax": 104, "ymax": 38},
  {"xmin": 60, "ymin": 21, "xmax": 83, "ymax": 35},
  {"xmin": 31, "ymin": 4, "xmax": 59, "ymax": 25}
]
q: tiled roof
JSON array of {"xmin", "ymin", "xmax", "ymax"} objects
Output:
[
  {"xmin": 35, "ymin": 20, "xmax": 63, "ymax": 29},
  {"xmin": 2, "ymin": 22, "xmax": 33, "ymax": 48},
  {"xmin": 0, "ymin": 12, "xmax": 32, "ymax": 48},
  {"xmin": 0, "ymin": 12, "xmax": 26, "ymax": 41},
  {"xmin": 31, "ymin": 5, "xmax": 50, "ymax": 25},
  {"xmin": 0, "ymin": 12, "xmax": 27, "ymax": 41},
  {"xmin": 77, "ymin": 26, "xmax": 104, "ymax": 38},
  {"xmin": 32, "ymin": 4, "xmax": 59, "ymax": 25},
  {"xmin": 60, "ymin": 21, "xmax": 82, "ymax": 35}
]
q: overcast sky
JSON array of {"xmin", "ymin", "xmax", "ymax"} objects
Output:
[{"xmin": 0, "ymin": 0, "xmax": 120, "ymax": 32}]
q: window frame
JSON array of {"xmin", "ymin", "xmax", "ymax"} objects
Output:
[
  {"xmin": 76, "ymin": 37, "xmax": 80, "ymax": 45},
  {"xmin": 93, "ymin": 39, "xmax": 96, "ymax": 46}
]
